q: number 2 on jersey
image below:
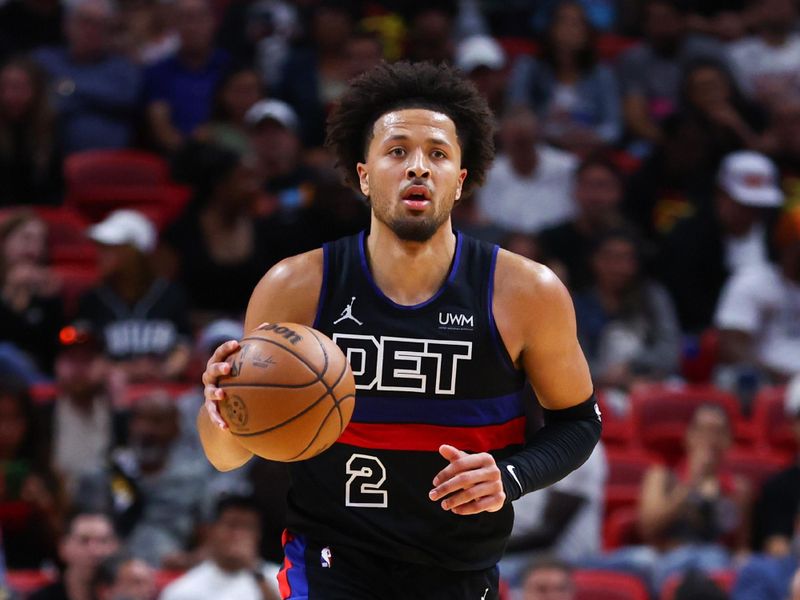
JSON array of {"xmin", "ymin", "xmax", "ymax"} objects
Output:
[{"xmin": 345, "ymin": 453, "xmax": 388, "ymax": 508}]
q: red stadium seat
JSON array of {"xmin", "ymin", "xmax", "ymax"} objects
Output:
[
  {"xmin": 597, "ymin": 391, "xmax": 633, "ymax": 450},
  {"xmin": 33, "ymin": 206, "xmax": 97, "ymax": 267},
  {"xmin": 603, "ymin": 506, "xmax": 643, "ymax": 551},
  {"xmin": 53, "ymin": 264, "xmax": 100, "ymax": 317},
  {"xmin": 65, "ymin": 150, "xmax": 169, "ymax": 188},
  {"xmin": 65, "ymin": 184, "xmax": 191, "ymax": 230},
  {"xmin": 496, "ymin": 36, "xmax": 539, "ymax": 61},
  {"xmin": 605, "ymin": 449, "xmax": 659, "ymax": 517},
  {"xmin": 722, "ymin": 446, "xmax": 789, "ymax": 490},
  {"xmin": 660, "ymin": 569, "xmax": 736, "ymax": 600},
  {"xmin": 752, "ymin": 386, "xmax": 796, "ymax": 458},
  {"xmin": 155, "ymin": 569, "xmax": 185, "ymax": 593},
  {"xmin": 120, "ymin": 382, "xmax": 197, "ymax": 409},
  {"xmin": 573, "ymin": 569, "xmax": 649, "ymax": 600},
  {"xmin": 629, "ymin": 384, "xmax": 743, "ymax": 464},
  {"xmin": 6, "ymin": 570, "xmax": 56, "ymax": 597},
  {"xmin": 597, "ymin": 34, "xmax": 639, "ymax": 61}
]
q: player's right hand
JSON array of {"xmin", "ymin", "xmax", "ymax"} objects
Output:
[{"xmin": 202, "ymin": 339, "xmax": 240, "ymax": 429}]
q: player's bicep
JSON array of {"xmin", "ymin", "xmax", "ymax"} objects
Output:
[
  {"xmin": 520, "ymin": 274, "xmax": 593, "ymax": 410},
  {"xmin": 243, "ymin": 250, "xmax": 323, "ymax": 332}
]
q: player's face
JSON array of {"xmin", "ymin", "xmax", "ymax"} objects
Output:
[{"xmin": 358, "ymin": 108, "xmax": 467, "ymax": 242}]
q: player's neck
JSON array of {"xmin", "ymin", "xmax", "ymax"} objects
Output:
[{"xmin": 365, "ymin": 220, "xmax": 457, "ymax": 306}]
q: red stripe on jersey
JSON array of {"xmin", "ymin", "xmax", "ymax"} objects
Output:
[
  {"xmin": 337, "ymin": 417, "xmax": 526, "ymax": 452},
  {"xmin": 277, "ymin": 530, "xmax": 293, "ymax": 599}
]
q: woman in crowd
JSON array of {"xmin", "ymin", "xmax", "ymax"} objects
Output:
[
  {"xmin": 0, "ymin": 57, "xmax": 62, "ymax": 206},
  {"xmin": 0, "ymin": 212, "xmax": 63, "ymax": 380},
  {"xmin": 573, "ymin": 228, "xmax": 681, "ymax": 390},
  {"xmin": 506, "ymin": 1, "xmax": 621, "ymax": 153},
  {"xmin": 0, "ymin": 380, "xmax": 64, "ymax": 569}
]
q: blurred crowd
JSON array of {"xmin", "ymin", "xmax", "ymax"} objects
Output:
[{"xmin": 3, "ymin": 0, "xmax": 800, "ymax": 599}]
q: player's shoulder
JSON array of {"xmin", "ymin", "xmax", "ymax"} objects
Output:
[
  {"xmin": 263, "ymin": 248, "xmax": 324, "ymax": 289},
  {"xmin": 494, "ymin": 248, "xmax": 570, "ymax": 309}
]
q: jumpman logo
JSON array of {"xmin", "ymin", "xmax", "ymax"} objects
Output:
[
  {"xmin": 480, "ymin": 588, "xmax": 489, "ymax": 600},
  {"xmin": 334, "ymin": 296, "xmax": 363, "ymax": 326}
]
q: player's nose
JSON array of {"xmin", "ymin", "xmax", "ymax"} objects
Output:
[{"xmin": 405, "ymin": 149, "xmax": 430, "ymax": 179}]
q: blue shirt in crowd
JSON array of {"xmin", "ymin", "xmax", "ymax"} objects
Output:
[
  {"xmin": 33, "ymin": 47, "xmax": 141, "ymax": 154},
  {"xmin": 143, "ymin": 49, "xmax": 229, "ymax": 136}
]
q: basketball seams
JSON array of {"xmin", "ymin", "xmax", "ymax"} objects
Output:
[
  {"xmin": 304, "ymin": 326, "xmax": 348, "ymax": 430},
  {"xmin": 239, "ymin": 335, "xmax": 326, "ymax": 382},
  {"xmin": 287, "ymin": 394, "xmax": 356, "ymax": 461}
]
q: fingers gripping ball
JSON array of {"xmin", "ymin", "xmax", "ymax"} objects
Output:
[{"xmin": 218, "ymin": 323, "xmax": 356, "ymax": 462}]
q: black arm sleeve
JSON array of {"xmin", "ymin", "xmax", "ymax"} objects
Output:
[{"xmin": 497, "ymin": 394, "xmax": 602, "ymax": 502}]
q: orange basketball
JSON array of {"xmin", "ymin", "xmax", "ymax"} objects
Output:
[{"xmin": 218, "ymin": 322, "xmax": 355, "ymax": 462}]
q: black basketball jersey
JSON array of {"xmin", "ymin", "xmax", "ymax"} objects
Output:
[{"xmin": 286, "ymin": 230, "xmax": 528, "ymax": 571}]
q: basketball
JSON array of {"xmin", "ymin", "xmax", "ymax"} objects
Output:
[{"xmin": 218, "ymin": 322, "xmax": 355, "ymax": 462}]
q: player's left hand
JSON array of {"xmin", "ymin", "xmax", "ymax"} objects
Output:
[{"xmin": 429, "ymin": 444, "xmax": 506, "ymax": 515}]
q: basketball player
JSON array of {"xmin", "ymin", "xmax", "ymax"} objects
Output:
[{"xmin": 199, "ymin": 61, "xmax": 600, "ymax": 599}]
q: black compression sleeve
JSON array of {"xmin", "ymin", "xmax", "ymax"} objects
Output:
[{"xmin": 497, "ymin": 394, "xmax": 602, "ymax": 502}]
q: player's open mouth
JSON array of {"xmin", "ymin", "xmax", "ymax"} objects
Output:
[{"xmin": 401, "ymin": 185, "xmax": 432, "ymax": 210}]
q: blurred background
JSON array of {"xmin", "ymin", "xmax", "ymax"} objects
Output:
[{"xmin": 2, "ymin": 0, "xmax": 800, "ymax": 599}]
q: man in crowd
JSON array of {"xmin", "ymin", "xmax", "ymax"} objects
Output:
[{"xmin": 91, "ymin": 554, "xmax": 156, "ymax": 600}]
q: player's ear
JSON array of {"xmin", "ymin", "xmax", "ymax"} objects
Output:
[
  {"xmin": 454, "ymin": 168, "xmax": 467, "ymax": 201},
  {"xmin": 357, "ymin": 163, "xmax": 369, "ymax": 197}
]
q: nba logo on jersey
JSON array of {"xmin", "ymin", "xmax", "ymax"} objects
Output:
[{"xmin": 321, "ymin": 547, "xmax": 333, "ymax": 568}]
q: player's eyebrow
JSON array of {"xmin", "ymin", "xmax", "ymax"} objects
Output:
[{"xmin": 384, "ymin": 134, "xmax": 453, "ymax": 148}]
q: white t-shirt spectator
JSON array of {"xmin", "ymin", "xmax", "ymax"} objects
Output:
[
  {"xmin": 160, "ymin": 560, "xmax": 281, "ymax": 600},
  {"xmin": 714, "ymin": 263, "xmax": 800, "ymax": 377},
  {"xmin": 476, "ymin": 146, "xmax": 577, "ymax": 234},
  {"xmin": 727, "ymin": 34, "xmax": 800, "ymax": 101},
  {"xmin": 510, "ymin": 442, "xmax": 608, "ymax": 561}
]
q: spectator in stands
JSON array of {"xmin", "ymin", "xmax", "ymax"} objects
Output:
[
  {"xmin": 33, "ymin": 0, "xmax": 141, "ymax": 154},
  {"xmin": 47, "ymin": 321, "xmax": 121, "ymax": 496},
  {"xmin": 754, "ymin": 393, "xmax": 800, "ymax": 543},
  {"xmin": 0, "ymin": 57, "xmax": 63, "ymax": 206},
  {"xmin": 343, "ymin": 30, "xmax": 384, "ymax": 82},
  {"xmin": 143, "ymin": 0, "xmax": 229, "ymax": 153},
  {"xmin": 639, "ymin": 404, "xmax": 750, "ymax": 589},
  {"xmin": 78, "ymin": 209, "xmax": 191, "ymax": 382},
  {"xmin": 476, "ymin": 107, "xmax": 577, "ymax": 235},
  {"xmin": 573, "ymin": 228, "xmax": 681, "ymax": 390},
  {"xmin": 159, "ymin": 495, "xmax": 281, "ymax": 600},
  {"xmin": 194, "ymin": 66, "xmax": 264, "ymax": 155},
  {"xmin": 540, "ymin": 154, "xmax": 626, "ymax": 291},
  {"xmin": 617, "ymin": 0, "xmax": 722, "ymax": 145},
  {"xmin": 245, "ymin": 99, "xmax": 313, "ymax": 208},
  {"xmin": 275, "ymin": 2, "xmax": 354, "ymax": 147},
  {"xmin": 507, "ymin": 1, "xmax": 621, "ymax": 153},
  {"xmin": 0, "ymin": 212, "xmax": 63, "ymax": 381},
  {"xmin": 76, "ymin": 390, "xmax": 206, "ymax": 568},
  {"xmin": 501, "ymin": 443, "xmax": 607, "ymax": 585},
  {"xmin": 403, "ymin": 2, "xmax": 457, "ymax": 64},
  {"xmin": 766, "ymin": 99, "xmax": 800, "ymax": 206},
  {"xmin": 0, "ymin": 379, "xmax": 63, "ymax": 569},
  {"xmin": 673, "ymin": 570, "xmax": 729, "ymax": 600},
  {"xmin": 752, "ymin": 376, "xmax": 800, "ymax": 556},
  {"xmin": 732, "ymin": 549, "xmax": 797, "ymax": 600},
  {"xmin": 455, "ymin": 35, "xmax": 507, "ymax": 118},
  {"xmin": 656, "ymin": 150, "xmax": 784, "ymax": 332},
  {"xmin": 519, "ymin": 555, "xmax": 575, "ymax": 600},
  {"xmin": 0, "ymin": 0, "xmax": 63, "ymax": 62},
  {"xmin": 165, "ymin": 142, "xmax": 272, "ymax": 320},
  {"xmin": 714, "ymin": 207, "xmax": 800, "ymax": 383},
  {"xmin": 117, "ymin": 0, "xmax": 179, "ymax": 65},
  {"xmin": 727, "ymin": 0, "xmax": 800, "ymax": 106},
  {"xmin": 29, "ymin": 511, "xmax": 119, "ymax": 600},
  {"xmin": 671, "ymin": 59, "xmax": 767, "ymax": 156},
  {"xmin": 90, "ymin": 554, "xmax": 156, "ymax": 600}
]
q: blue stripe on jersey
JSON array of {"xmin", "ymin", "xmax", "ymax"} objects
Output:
[
  {"xmin": 280, "ymin": 532, "xmax": 309, "ymax": 599},
  {"xmin": 350, "ymin": 390, "xmax": 526, "ymax": 426}
]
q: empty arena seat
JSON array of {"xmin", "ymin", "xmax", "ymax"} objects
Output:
[
  {"xmin": 630, "ymin": 384, "xmax": 743, "ymax": 464},
  {"xmin": 597, "ymin": 390, "xmax": 633, "ymax": 449},
  {"xmin": 722, "ymin": 446, "xmax": 789, "ymax": 489},
  {"xmin": 33, "ymin": 206, "xmax": 96, "ymax": 266},
  {"xmin": 752, "ymin": 386, "xmax": 796, "ymax": 458},
  {"xmin": 6, "ymin": 569, "xmax": 56, "ymax": 597},
  {"xmin": 605, "ymin": 449, "xmax": 658, "ymax": 517},
  {"xmin": 65, "ymin": 150, "xmax": 169, "ymax": 188},
  {"xmin": 603, "ymin": 506, "xmax": 643, "ymax": 551},
  {"xmin": 573, "ymin": 569, "xmax": 649, "ymax": 600},
  {"xmin": 53, "ymin": 264, "xmax": 100, "ymax": 317}
]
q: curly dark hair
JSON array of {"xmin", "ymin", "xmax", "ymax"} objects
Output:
[{"xmin": 325, "ymin": 61, "xmax": 495, "ymax": 198}]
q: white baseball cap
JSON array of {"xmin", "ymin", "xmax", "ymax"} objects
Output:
[
  {"xmin": 245, "ymin": 99, "xmax": 299, "ymax": 132},
  {"xmin": 455, "ymin": 35, "xmax": 506, "ymax": 73},
  {"xmin": 198, "ymin": 319, "xmax": 243, "ymax": 353},
  {"xmin": 717, "ymin": 151, "xmax": 783, "ymax": 208},
  {"xmin": 88, "ymin": 209, "xmax": 157, "ymax": 253}
]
